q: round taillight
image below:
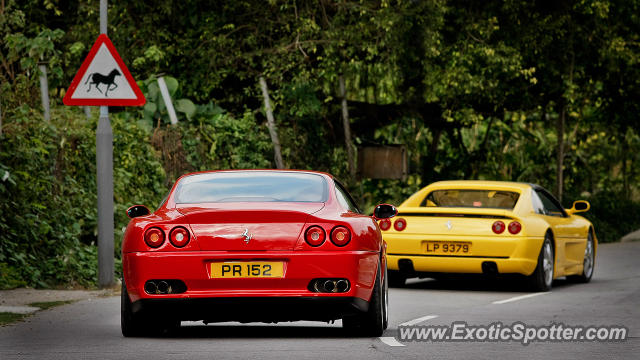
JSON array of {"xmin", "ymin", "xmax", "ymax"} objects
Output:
[
  {"xmin": 379, "ymin": 219, "xmax": 391, "ymax": 231},
  {"xmin": 144, "ymin": 227, "xmax": 165, "ymax": 248},
  {"xmin": 508, "ymin": 221, "xmax": 522, "ymax": 234},
  {"xmin": 330, "ymin": 226, "xmax": 351, "ymax": 247},
  {"xmin": 169, "ymin": 226, "xmax": 190, "ymax": 247},
  {"xmin": 305, "ymin": 226, "xmax": 326, "ymax": 247},
  {"xmin": 394, "ymin": 218, "xmax": 407, "ymax": 232},
  {"xmin": 492, "ymin": 221, "xmax": 506, "ymax": 234}
]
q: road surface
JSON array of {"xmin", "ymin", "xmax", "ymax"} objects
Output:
[{"xmin": 2, "ymin": 241, "xmax": 639, "ymax": 359}]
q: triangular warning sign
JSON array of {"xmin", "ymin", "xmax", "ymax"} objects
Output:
[{"xmin": 63, "ymin": 34, "xmax": 145, "ymax": 106}]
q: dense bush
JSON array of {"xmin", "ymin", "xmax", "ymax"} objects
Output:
[
  {"xmin": 582, "ymin": 191, "xmax": 640, "ymax": 244},
  {"xmin": 0, "ymin": 107, "xmax": 166, "ymax": 289}
]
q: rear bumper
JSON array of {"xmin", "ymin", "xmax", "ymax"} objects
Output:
[
  {"xmin": 385, "ymin": 234, "xmax": 543, "ymax": 276},
  {"xmin": 387, "ymin": 254, "xmax": 538, "ymax": 275},
  {"xmin": 132, "ymin": 296, "xmax": 368, "ymax": 323},
  {"xmin": 123, "ymin": 250, "xmax": 378, "ymax": 304}
]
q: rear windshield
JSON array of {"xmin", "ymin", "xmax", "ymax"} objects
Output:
[
  {"xmin": 421, "ymin": 189, "xmax": 520, "ymax": 209},
  {"xmin": 174, "ymin": 172, "xmax": 328, "ymax": 203}
]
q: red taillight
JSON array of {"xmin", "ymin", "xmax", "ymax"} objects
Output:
[
  {"xmin": 379, "ymin": 219, "xmax": 391, "ymax": 231},
  {"xmin": 305, "ymin": 226, "xmax": 326, "ymax": 247},
  {"xmin": 508, "ymin": 221, "xmax": 522, "ymax": 234},
  {"xmin": 330, "ymin": 226, "xmax": 351, "ymax": 246},
  {"xmin": 144, "ymin": 227, "xmax": 165, "ymax": 248},
  {"xmin": 492, "ymin": 221, "xmax": 505, "ymax": 234},
  {"xmin": 169, "ymin": 226, "xmax": 190, "ymax": 247},
  {"xmin": 394, "ymin": 218, "xmax": 407, "ymax": 231}
]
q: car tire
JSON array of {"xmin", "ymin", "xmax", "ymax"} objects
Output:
[
  {"xmin": 121, "ymin": 281, "xmax": 147, "ymax": 337},
  {"xmin": 568, "ymin": 231, "xmax": 595, "ymax": 283},
  {"xmin": 343, "ymin": 264, "xmax": 386, "ymax": 337},
  {"xmin": 528, "ymin": 234, "xmax": 554, "ymax": 292},
  {"xmin": 382, "ymin": 264, "xmax": 389, "ymax": 331},
  {"xmin": 388, "ymin": 270, "xmax": 406, "ymax": 288},
  {"xmin": 121, "ymin": 282, "xmax": 180, "ymax": 337}
]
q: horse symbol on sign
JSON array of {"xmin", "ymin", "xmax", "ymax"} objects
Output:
[{"xmin": 84, "ymin": 69, "xmax": 121, "ymax": 97}]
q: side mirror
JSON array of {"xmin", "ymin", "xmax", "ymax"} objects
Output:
[
  {"xmin": 568, "ymin": 200, "xmax": 590, "ymax": 214},
  {"xmin": 127, "ymin": 205, "xmax": 150, "ymax": 219},
  {"xmin": 373, "ymin": 203, "xmax": 398, "ymax": 219}
]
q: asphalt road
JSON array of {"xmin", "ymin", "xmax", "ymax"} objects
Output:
[{"xmin": 2, "ymin": 241, "xmax": 639, "ymax": 359}]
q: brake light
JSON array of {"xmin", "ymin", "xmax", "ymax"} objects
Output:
[
  {"xmin": 305, "ymin": 226, "xmax": 326, "ymax": 247},
  {"xmin": 330, "ymin": 226, "xmax": 351, "ymax": 246},
  {"xmin": 508, "ymin": 221, "xmax": 522, "ymax": 234},
  {"xmin": 169, "ymin": 226, "xmax": 190, "ymax": 247},
  {"xmin": 144, "ymin": 227, "xmax": 165, "ymax": 248},
  {"xmin": 492, "ymin": 221, "xmax": 505, "ymax": 234},
  {"xmin": 379, "ymin": 219, "xmax": 391, "ymax": 231},
  {"xmin": 394, "ymin": 218, "xmax": 407, "ymax": 231}
]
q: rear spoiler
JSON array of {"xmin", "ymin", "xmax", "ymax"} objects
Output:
[{"xmin": 397, "ymin": 207, "xmax": 516, "ymax": 220}]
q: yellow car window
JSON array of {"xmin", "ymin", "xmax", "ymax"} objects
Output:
[{"xmin": 421, "ymin": 190, "xmax": 520, "ymax": 209}]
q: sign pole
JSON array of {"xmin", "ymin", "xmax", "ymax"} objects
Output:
[
  {"xmin": 38, "ymin": 62, "xmax": 50, "ymax": 122},
  {"xmin": 64, "ymin": 1, "xmax": 144, "ymax": 289},
  {"xmin": 97, "ymin": 0, "xmax": 114, "ymax": 288}
]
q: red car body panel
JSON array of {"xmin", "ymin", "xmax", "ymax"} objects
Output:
[
  {"xmin": 122, "ymin": 170, "xmax": 385, "ymax": 323},
  {"xmin": 123, "ymin": 251, "xmax": 378, "ymax": 303}
]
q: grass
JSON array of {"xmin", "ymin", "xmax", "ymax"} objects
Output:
[
  {"xmin": 28, "ymin": 300, "xmax": 74, "ymax": 310},
  {"xmin": 0, "ymin": 312, "xmax": 29, "ymax": 326},
  {"xmin": 0, "ymin": 300, "xmax": 75, "ymax": 326}
]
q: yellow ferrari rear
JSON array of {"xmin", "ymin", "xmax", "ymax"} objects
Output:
[{"xmin": 382, "ymin": 181, "xmax": 565, "ymax": 288}]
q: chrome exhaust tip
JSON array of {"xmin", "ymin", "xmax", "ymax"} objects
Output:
[
  {"xmin": 157, "ymin": 281, "xmax": 169, "ymax": 294},
  {"xmin": 323, "ymin": 280, "xmax": 336, "ymax": 293},
  {"xmin": 336, "ymin": 279, "xmax": 349, "ymax": 292},
  {"xmin": 144, "ymin": 281, "xmax": 157, "ymax": 294}
]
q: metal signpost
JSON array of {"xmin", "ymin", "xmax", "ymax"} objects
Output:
[
  {"xmin": 38, "ymin": 62, "xmax": 50, "ymax": 122},
  {"xmin": 63, "ymin": 0, "xmax": 145, "ymax": 288}
]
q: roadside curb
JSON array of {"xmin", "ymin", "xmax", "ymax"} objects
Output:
[
  {"xmin": 0, "ymin": 288, "xmax": 118, "ymax": 312},
  {"xmin": 620, "ymin": 229, "xmax": 640, "ymax": 242},
  {"xmin": 0, "ymin": 306, "xmax": 40, "ymax": 314}
]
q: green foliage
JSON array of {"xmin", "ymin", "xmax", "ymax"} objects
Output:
[
  {"xmin": 582, "ymin": 191, "xmax": 640, "ymax": 243},
  {"xmin": 138, "ymin": 75, "xmax": 197, "ymax": 129},
  {"xmin": 1, "ymin": 1, "xmax": 65, "ymax": 111},
  {"xmin": 181, "ymin": 104, "xmax": 272, "ymax": 170},
  {"xmin": 0, "ymin": 107, "xmax": 165, "ymax": 289}
]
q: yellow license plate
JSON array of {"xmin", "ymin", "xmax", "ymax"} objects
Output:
[
  {"xmin": 210, "ymin": 262, "xmax": 284, "ymax": 278},
  {"xmin": 424, "ymin": 241, "xmax": 471, "ymax": 254}
]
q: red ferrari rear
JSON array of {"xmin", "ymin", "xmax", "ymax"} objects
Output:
[{"xmin": 121, "ymin": 170, "xmax": 396, "ymax": 337}]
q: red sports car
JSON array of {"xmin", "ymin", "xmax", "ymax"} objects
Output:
[{"xmin": 121, "ymin": 170, "xmax": 397, "ymax": 337}]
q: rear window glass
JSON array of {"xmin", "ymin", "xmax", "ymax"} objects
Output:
[
  {"xmin": 421, "ymin": 190, "xmax": 520, "ymax": 209},
  {"xmin": 174, "ymin": 172, "xmax": 328, "ymax": 203}
]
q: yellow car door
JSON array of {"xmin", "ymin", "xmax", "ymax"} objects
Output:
[{"xmin": 532, "ymin": 189, "xmax": 582, "ymax": 276}]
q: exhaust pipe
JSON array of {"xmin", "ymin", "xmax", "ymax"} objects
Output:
[
  {"xmin": 336, "ymin": 279, "xmax": 349, "ymax": 292},
  {"xmin": 157, "ymin": 281, "xmax": 170, "ymax": 294},
  {"xmin": 144, "ymin": 281, "xmax": 157, "ymax": 294},
  {"xmin": 482, "ymin": 261, "xmax": 498, "ymax": 276},
  {"xmin": 309, "ymin": 278, "xmax": 350, "ymax": 293},
  {"xmin": 323, "ymin": 280, "xmax": 336, "ymax": 293}
]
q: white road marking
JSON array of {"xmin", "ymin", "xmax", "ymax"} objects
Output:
[
  {"xmin": 379, "ymin": 336, "xmax": 405, "ymax": 347},
  {"xmin": 492, "ymin": 292, "xmax": 548, "ymax": 305},
  {"xmin": 379, "ymin": 315, "xmax": 439, "ymax": 347},
  {"xmin": 399, "ymin": 314, "xmax": 439, "ymax": 327}
]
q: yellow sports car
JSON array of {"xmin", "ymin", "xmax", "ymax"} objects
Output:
[{"xmin": 381, "ymin": 181, "xmax": 596, "ymax": 291}]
